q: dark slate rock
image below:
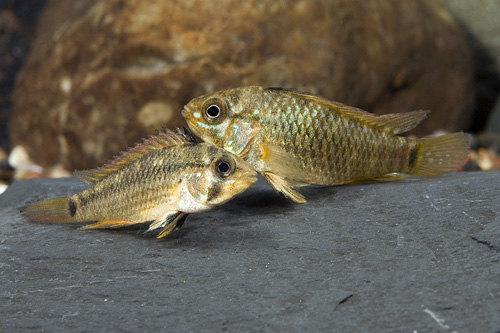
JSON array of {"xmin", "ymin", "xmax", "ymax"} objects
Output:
[{"xmin": 0, "ymin": 172, "xmax": 499, "ymax": 332}]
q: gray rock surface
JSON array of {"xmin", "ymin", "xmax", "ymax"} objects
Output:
[{"xmin": 0, "ymin": 172, "xmax": 499, "ymax": 332}]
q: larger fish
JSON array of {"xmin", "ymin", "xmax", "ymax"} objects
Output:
[
  {"xmin": 182, "ymin": 86, "xmax": 471, "ymax": 203},
  {"xmin": 22, "ymin": 129, "xmax": 257, "ymax": 238}
]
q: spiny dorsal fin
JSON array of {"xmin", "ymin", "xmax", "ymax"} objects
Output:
[
  {"xmin": 286, "ymin": 90, "xmax": 430, "ymax": 135},
  {"xmin": 74, "ymin": 127, "xmax": 189, "ymax": 185},
  {"xmin": 176, "ymin": 126, "xmax": 198, "ymax": 143},
  {"xmin": 362, "ymin": 110, "xmax": 430, "ymax": 135}
]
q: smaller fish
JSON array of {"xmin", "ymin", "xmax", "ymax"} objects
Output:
[{"xmin": 22, "ymin": 128, "xmax": 257, "ymax": 238}]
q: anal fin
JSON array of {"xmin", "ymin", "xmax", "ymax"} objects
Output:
[
  {"xmin": 372, "ymin": 174, "xmax": 408, "ymax": 181},
  {"xmin": 262, "ymin": 172, "xmax": 307, "ymax": 204},
  {"xmin": 81, "ymin": 220, "xmax": 139, "ymax": 230}
]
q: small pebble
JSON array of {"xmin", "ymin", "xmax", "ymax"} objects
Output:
[{"xmin": 8, "ymin": 145, "xmax": 43, "ymax": 179}]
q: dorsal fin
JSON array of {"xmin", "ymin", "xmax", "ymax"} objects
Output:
[
  {"xmin": 74, "ymin": 127, "xmax": 189, "ymax": 185},
  {"xmin": 175, "ymin": 126, "xmax": 198, "ymax": 143},
  {"xmin": 287, "ymin": 90, "xmax": 429, "ymax": 135},
  {"xmin": 365, "ymin": 110, "xmax": 430, "ymax": 134}
]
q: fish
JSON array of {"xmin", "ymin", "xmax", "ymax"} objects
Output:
[
  {"xmin": 182, "ymin": 86, "xmax": 471, "ymax": 203},
  {"xmin": 21, "ymin": 128, "xmax": 257, "ymax": 238}
]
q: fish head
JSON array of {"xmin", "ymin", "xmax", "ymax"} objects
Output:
[
  {"xmin": 182, "ymin": 87, "xmax": 259, "ymax": 157},
  {"xmin": 184, "ymin": 146, "xmax": 257, "ymax": 209}
]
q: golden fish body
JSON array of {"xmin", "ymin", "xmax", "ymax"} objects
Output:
[
  {"xmin": 22, "ymin": 129, "xmax": 257, "ymax": 237},
  {"xmin": 182, "ymin": 86, "xmax": 471, "ymax": 203}
]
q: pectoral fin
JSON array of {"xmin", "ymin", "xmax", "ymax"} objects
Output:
[
  {"xmin": 262, "ymin": 172, "xmax": 307, "ymax": 203},
  {"xmin": 81, "ymin": 220, "xmax": 139, "ymax": 230},
  {"xmin": 157, "ymin": 213, "xmax": 188, "ymax": 238},
  {"xmin": 260, "ymin": 143, "xmax": 305, "ymax": 181},
  {"xmin": 147, "ymin": 211, "xmax": 189, "ymax": 238}
]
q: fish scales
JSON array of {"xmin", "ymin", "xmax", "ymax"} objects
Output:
[
  {"xmin": 22, "ymin": 129, "xmax": 257, "ymax": 237},
  {"xmin": 182, "ymin": 86, "xmax": 471, "ymax": 203},
  {"xmin": 236, "ymin": 90, "xmax": 410, "ymax": 184},
  {"xmin": 75, "ymin": 147, "xmax": 188, "ymax": 222}
]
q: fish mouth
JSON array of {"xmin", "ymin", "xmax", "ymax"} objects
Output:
[
  {"xmin": 244, "ymin": 172, "xmax": 258, "ymax": 186},
  {"xmin": 181, "ymin": 106, "xmax": 196, "ymax": 129},
  {"xmin": 181, "ymin": 107, "xmax": 188, "ymax": 118},
  {"xmin": 246, "ymin": 175, "xmax": 258, "ymax": 185},
  {"xmin": 182, "ymin": 105, "xmax": 195, "ymax": 120},
  {"xmin": 232, "ymin": 172, "xmax": 258, "ymax": 194}
]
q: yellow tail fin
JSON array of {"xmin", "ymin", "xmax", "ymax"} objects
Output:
[
  {"xmin": 411, "ymin": 132, "xmax": 471, "ymax": 177},
  {"xmin": 21, "ymin": 197, "xmax": 76, "ymax": 223}
]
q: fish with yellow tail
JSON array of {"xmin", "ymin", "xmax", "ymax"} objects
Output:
[
  {"xmin": 182, "ymin": 86, "xmax": 471, "ymax": 203},
  {"xmin": 21, "ymin": 128, "xmax": 257, "ymax": 238}
]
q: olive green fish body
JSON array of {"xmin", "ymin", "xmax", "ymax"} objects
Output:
[
  {"xmin": 238, "ymin": 90, "xmax": 412, "ymax": 184},
  {"xmin": 183, "ymin": 86, "xmax": 471, "ymax": 203},
  {"xmin": 22, "ymin": 130, "xmax": 257, "ymax": 237},
  {"xmin": 72, "ymin": 144, "xmax": 211, "ymax": 222}
]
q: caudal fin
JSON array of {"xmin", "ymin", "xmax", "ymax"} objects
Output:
[
  {"xmin": 21, "ymin": 197, "xmax": 75, "ymax": 223},
  {"xmin": 410, "ymin": 132, "xmax": 471, "ymax": 177}
]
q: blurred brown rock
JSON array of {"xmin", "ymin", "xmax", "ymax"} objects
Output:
[
  {"xmin": 436, "ymin": 0, "xmax": 500, "ymax": 132},
  {"xmin": 9, "ymin": 0, "xmax": 475, "ymax": 170},
  {"xmin": 1, "ymin": 1, "xmax": 47, "ymax": 150}
]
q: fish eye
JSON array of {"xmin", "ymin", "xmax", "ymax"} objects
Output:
[
  {"xmin": 202, "ymin": 99, "xmax": 226, "ymax": 123},
  {"xmin": 214, "ymin": 156, "xmax": 235, "ymax": 178},
  {"xmin": 218, "ymin": 161, "xmax": 230, "ymax": 173},
  {"xmin": 206, "ymin": 105, "xmax": 220, "ymax": 118}
]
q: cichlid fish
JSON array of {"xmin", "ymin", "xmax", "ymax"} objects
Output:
[
  {"xmin": 182, "ymin": 86, "xmax": 471, "ymax": 203},
  {"xmin": 22, "ymin": 128, "xmax": 257, "ymax": 238}
]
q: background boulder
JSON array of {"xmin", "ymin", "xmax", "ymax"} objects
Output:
[
  {"xmin": 9, "ymin": 0, "xmax": 474, "ymax": 170},
  {"xmin": 436, "ymin": 0, "xmax": 500, "ymax": 133}
]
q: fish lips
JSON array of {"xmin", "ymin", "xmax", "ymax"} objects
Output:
[
  {"xmin": 181, "ymin": 106, "xmax": 206, "ymax": 139},
  {"xmin": 232, "ymin": 170, "xmax": 258, "ymax": 194},
  {"xmin": 233, "ymin": 175, "xmax": 258, "ymax": 199},
  {"xmin": 181, "ymin": 107, "xmax": 194, "ymax": 128},
  {"xmin": 245, "ymin": 173, "xmax": 258, "ymax": 186},
  {"xmin": 181, "ymin": 107, "xmax": 188, "ymax": 117},
  {"xmin": 181, "ymin": 106, "xmax": 193, "ymax": 120}
]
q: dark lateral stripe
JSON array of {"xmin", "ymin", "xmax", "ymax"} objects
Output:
[
  {"xmin": 68, "ymin": 199, "xmax": 77, "ymax": 217},
  {"xmin": 408, "ymin": 144, "xmax": 419, "ymax": 170},
  {"xmin": 164, "ymin": 162, "xmax": 207, "ymax": 174}
]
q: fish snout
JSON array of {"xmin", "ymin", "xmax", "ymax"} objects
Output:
[
  {"xmin": 245, "ymin": 175, "xmax": 258, "ymax": 187},
  {"xmin": 241, "ymin": 170, "xmax": 258, "ymax": 187},
  {"xmin": 229, "ymin": 168, "xmax": 257, "ymax": 195},
  {"xmin": 182, "ymin": 105, "xmax": 196, "ymax": 121},
  {"xmin": 181, "ymin": 107, "xmax": 188, "ymax": 118},
  {"xmin": 181, "ymin": 106, "xmax": 198, "ymax": 131}
]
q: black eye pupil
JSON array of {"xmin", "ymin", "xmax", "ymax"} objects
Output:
[
  {"xmin": 206, "ymin": 105, "xmax": 220, "ymax": 118},
  {"xmin": 218, "ymin": 162, "xmax": 230, "ymax": 173}
]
